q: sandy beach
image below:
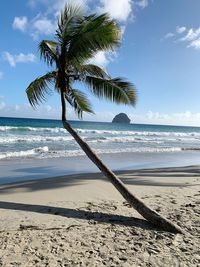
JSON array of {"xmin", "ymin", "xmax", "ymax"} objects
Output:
[{"xmin": 0, "ymin": 165, "xmax": 199, "ymax": 266}]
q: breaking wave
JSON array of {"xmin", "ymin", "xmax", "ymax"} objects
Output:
[
  {"xmin": 0, "ymin": 146, "xmax": 49, "ymax": 159},
  {"xmin": 1, "ymin": 146, "xmax": 200, "ymax": 160}
]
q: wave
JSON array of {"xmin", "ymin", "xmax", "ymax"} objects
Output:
[
  {"xmin": 2, "ymin": 146, "xmax": 200, "ymax": 160},
  {"xmin": 38, "ymin": 147, "xmax": 200, "ymax": 159},
  {"xmin": 0, "ymin": 126, "xmax": 67, "ymax": 133},
  {"xmin": 2, "ymin": 125, "xmax": 200, "ymax": 139},
  {"xmin": 37, "ymin": 147, "xmax": 184, "ymax": 159},
  {"xmin": 86, "ymin": 136, "xmax": 164, "ymax": 144},
  {"xmin": 0, "ymin": 136, "xmax": 73, "ymax": 144},
  {"xmin": 1, "ymin": 133, "xmax": 199, "ymax": 145},
  {"xmin": 0, "ymin": 146, "xmax": 49, "ymax": 159}
]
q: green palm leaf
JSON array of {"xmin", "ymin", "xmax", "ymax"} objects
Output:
[
  {"xmin": 26, "ymin": 72, "xmax": 56, "ymax": 107},
  {"xmin": 56, "ymin": 4, "xmax": 83, "ymax": 44},
  {"xmin": 85, "ymin": 76, "xmax": 137, "ymax": 106},
  {"xmin": 67, "ymin": 13, "xmax": 120, "ymax": 65},
  {"xmin": 77, "ymin": 64, "xmax": 109, "ymax": 79},
  {"xmin": 66, "ymin": 88, "xmax": 94, "ymax": 118},
  {"xmin": 39, "ymin": 40, "xmax": 59, "ymax": 66}
]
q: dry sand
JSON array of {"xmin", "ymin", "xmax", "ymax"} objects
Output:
[{"xmin": 0, "ymin": 165, "xmax": 199, "ymax": 266}]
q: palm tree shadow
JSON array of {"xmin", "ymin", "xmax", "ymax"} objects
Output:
[{"xmin": 0, "ymin": 201, "xmax": 159, "ymax": 231}]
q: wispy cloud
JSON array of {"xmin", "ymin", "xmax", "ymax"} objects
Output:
[
  {"xmin": 2, "ymin": 52, "xmax": 36, "ymax": 67},
  {"xmin": 12, "ymin": 16, "xmax": 28, "ymax": 32},
  {"xmin": 180, "ymin": 27, "xmax": 200, "ymax": 49},
  {"xmin": 180, "ymin": 28, "xmax": 200, "ymax": 42},
  {"xmin": 164, "ymin": 26, "xmax": 200, "ymax": 50},
  {"xmin": 31, "ymin": 16, "xmax": 56, "ymax": 39},
  {"xmin": 130, "ymin": 110, "xmax": 200, "ymax": 126},
  {"xmin": 0, "ymin": 97, "xmax": 60, "ymax": 119},
  {"xmin": 136, "ymin": 0, "xmax": 149, "ymax": 9},
  {"xmin": 164, "ymin": 32, "xmax": 174, "ymax": 39},
  {"xmin": 176, "ymin": 26, "xmax": 186, "ymax": 34}
]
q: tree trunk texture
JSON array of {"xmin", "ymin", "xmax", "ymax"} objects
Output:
[{"xmin": 63, "ymin": 120, "xmax": 184, "ymax": 234}]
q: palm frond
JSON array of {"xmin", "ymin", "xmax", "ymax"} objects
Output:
[
  {"xmin": 67, "ymin": 13, "xmax": 120, "ymax": 65},
  {"xmin": 26, "ymin": 72, "xmax": 56, "ymax": 107},
  {"xmin": 56, "ymin": 3, "xmax": 83, "ymax": 44},
  {"xmin": 85, "ymin": 76, "xmax": 137, "ymax": 106},
  {"xmin": 77, "ymin": 64, "xmax": 109, "ymax": 79},
  {"xmin": 66, "ymin": 88, "xmax": 94, "ymax": 118},
  {"xmin": 39, "ymin": 40, "xmax": 59, "ymax": 66}
]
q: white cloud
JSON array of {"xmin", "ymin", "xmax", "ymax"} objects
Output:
[
  {"xmin": 166, "ymin": 26, "xmax": 200, "ymax": 50},
  {"xmin": 176, "ymin": 26, "xmax": 186, "ymax": 34},
  {"xmin": 0, "ymin": 100, "xmax": 60, "ymax": 119},
  {"xmin": 32, "ymin": 17, "xmax": 56, "ymax": 36},
  {"xmin": 164, "ymin": 32, "xmax": 174, "ymax": 39},
  {"xmin": 12, "ymin": 16, "xmax": 28, "ymax": 32},
  {"xmin": 2, "ymin": 52, "xmax": 36, "ymax": 67},
  {"xmin": 181, "ymin": 27, "xmax": 200, "ymax": 50},
  {"xmin": 0, "ymin": 72, "xmax": 3, "ymax": 80},
  {"xmin": 0, "ymin": 102, "xmax": 6, "ymax": 110},
  {"xmin": 97, "ymin": 0, "xmax": 133, "ymax": 22},
  {"xmin": 189, "ymin": 39, "xmax": 200, "ymax": 50},
  {"xmin": 88, "ymin": 51, "xmax": 109, "ymax": 67},
  {"xmin": 129, "ymin": 110, "xmax": 200, "ymax": 126},
  {"xmin": 136, "ymin": 0, "xmax": 148, "ymax": 9},
  {"xmin": 2, "ymin": 52, "xmax": 15, "ymax": 67},
  {"xmin": 89, "ymin": 50, "xmax": 118, "ymax": 68},
  {"xmin": 80, "ymin": 110, "xmax": 200, "ymax": 126},
  {"xmin": 45, "ymin": 105, "xmax": 53, "ymax": 112},
  {"xmin": 181, "ymin": 28, "xmax": 200, "ymax": 42}
]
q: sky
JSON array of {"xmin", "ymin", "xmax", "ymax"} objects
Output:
[{"xmin": 1, "ymin": 0, "xmax": 200, "ymax": 126}]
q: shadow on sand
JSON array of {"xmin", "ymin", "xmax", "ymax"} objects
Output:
[
  {"xmin": 0, "ymin": 201, "xmax": 156, "ymax": 231},
  {"xmin": 0, "ymin": 165, "xmax": 199, "ymax": 194}
]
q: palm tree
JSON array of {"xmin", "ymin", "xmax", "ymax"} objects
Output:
[{"xmin": 26, "ymin": 4, "xmax": 183, "ymax": 234}]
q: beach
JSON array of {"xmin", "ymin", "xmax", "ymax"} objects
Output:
[
  {"xmin": 0, "ymin": 118, "xmax": 200, "ymax": 266},
  {"xmin": 0, "ymin": 165, "xmax": 199, "ymax": 266}
]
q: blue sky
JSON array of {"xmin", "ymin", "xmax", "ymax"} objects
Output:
[{"xmin": 1, "ymin": 0, "xmax": 200, "ymax": 126}]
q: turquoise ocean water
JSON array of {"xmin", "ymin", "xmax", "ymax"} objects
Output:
[{"xmin": 1, "ymin": 116, "xmax": 200, "ymax": 160}]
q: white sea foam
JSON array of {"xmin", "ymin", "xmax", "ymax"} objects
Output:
[
  {"xmin": 39, "ymin": 147, "xmax": 184, "ymax": 159},
  {"xmin": 0, "ymin": 146, "xmax": 49, "ymax": 159},
  {"xmin": 0, "ymin": 136, "xmax": 73, "ymax": 144},
  {"xmin": 0, "ymin": 133, "xmax": 199, "ymax": 145},
  {"xmin": 2, "ymin": 125, "xmax": 200, "ymax": 139},
  {"xmin": 0, "ymin": 126, "xmax": 66, "ymax": 133},
  {"xmin": 1, "ymin": 144, "xmax": 200, "ymax": 160},
  {"xmin": 87, "ymin": 136, "xmax": 164, "ymax": 144}
]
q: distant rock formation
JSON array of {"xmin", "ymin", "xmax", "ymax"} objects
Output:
[{"xmin": 112, "ymin": 113, "xmax": 131, "ymax": 124}]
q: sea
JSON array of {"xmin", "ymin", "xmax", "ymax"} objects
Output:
[{"xmin": 1, "ymin": 116, "xmax": 200, "ymax": 184}]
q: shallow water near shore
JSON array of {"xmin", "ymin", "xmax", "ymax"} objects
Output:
[{"xmin": 1, "ymin": 150, "xmax": 200, "ymax": 185}]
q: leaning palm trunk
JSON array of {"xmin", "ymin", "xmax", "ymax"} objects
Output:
[
  {"xmin": 63, "ymin": 120, "xmax": 184, "ymax": 234},
  {"xmin": 26, "ymin": 3, "xmax": 185, "ymax": 234}
]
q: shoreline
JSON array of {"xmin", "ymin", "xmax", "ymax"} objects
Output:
[
  {"xmin": 0, "ymin": 164, "xmax": 199, "ymax": 266},
  {"xmin": 1, "ymin": 150, "xmax": 200, "ymax": 185}
]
